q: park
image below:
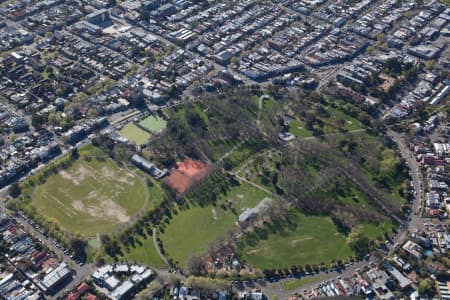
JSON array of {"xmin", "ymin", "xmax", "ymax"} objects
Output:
[{"xmin": 31, "ymin": 145, "xmax": 148, "ymax": 237}]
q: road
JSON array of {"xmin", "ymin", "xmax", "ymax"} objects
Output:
[
  {"xmin": 0, "ymin": 136, "xmax": 99, "ymax": 299},
  {"xmin": 387, "ymin": 129, "xmax": 425, "ymax": 236},
  {"xmin": 254, "ymin": 258, "xmax": 374, "ymax": 299},
  {"xmin": 0, "ymin": 190, "xmax": 95, "ymax": 300}
]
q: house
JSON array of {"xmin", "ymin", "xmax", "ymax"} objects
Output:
[
  {"xmin": 402, "ymin": 240, "xmax": 423, "ymax": 260},
  {"xmin": 109, "ymin": 280, "xmax": 133, "ymax": 300},
  {"xmin": 86, "ymin": 9, "xmax": 111, "ymax": 27},
  {"xmin": 152, "ymin": 3, "xmax": 176, "ymax": 18},
  {"xmin": 383, "ymin": 263, "xmax": 412, "ymax": 290},
  {"xmin": 131, "ymin": 154, "xmax": 168, "ymax": 179},
  {"xmin": 39, "ymin": 262, "xmax": 72, "ymax": 293},
  {"xmin": 279, "ymin": 132, "xmax": 295, "ymax": 142}
]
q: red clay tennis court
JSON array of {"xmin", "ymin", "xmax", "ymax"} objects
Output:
[{"xmin": 164, "ymin": 158, "xmax": 212, "ymax": 193}]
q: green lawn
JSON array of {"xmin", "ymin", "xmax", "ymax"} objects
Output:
[
  {"xmin": 161, "ymin": 205, "xmax": 236, "ymax": 266},
  {"xmin": 207, "ymin": 138, "xmax": 240, "ymax": 161},
  {"xmin": 289, "ymin": 119, "xmax": 313, "ymax": 138},
  {"xmin": 323, "ymin": 107, "xmax": 364, "ymax": 132},
  {"xmin": 193, "ymin": 103, "xmax": 209, "ymax": 125},
  {"xmin": 281, "ymin": 274, "xmax": 328, "ymax": 291},
  {"xmin": 240, "ymin": 210, "xmax": 353, "ymax": 269},
  {"xmin": 139, "ymin": 116, "xmax": 167, "ymax": 133},
  {"xmin": 226, "ymin": 139, "xmax": 268, "ymax": 170},
  {"xmin": 220, "ymin": 180, "xmax": 271, "ymax": 211},
  {"xmin": 162, "ymin": 181, "xmax": 270, "ymax": 266},
  {"xmin": 120, "ymin": 123, "xmax": 151, "ymax": 145},
  {"xmin": 360, "ymin": 222, "xmax": 393, "ymax": 241},
  {"xmin": 147, "ymin": 179, "xmax": 166, "ymax": 211},
  {"xmin": 120, "ymin": 233, "xmax": 166, "ymax": 268},
  {"xmin": 32, "ymin": 147, "xmax": 148, "ymax": 237}
]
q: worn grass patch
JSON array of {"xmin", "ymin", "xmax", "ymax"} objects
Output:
[{"xmin": 32, "ymin": 146, "xmax": 148, "ymax": 237}]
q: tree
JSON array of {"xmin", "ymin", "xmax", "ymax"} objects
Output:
[
  {"xmin": 223, "ymin": 158, "xmax": 233, "ymax": 171},
  {"xmin": 424, "ymin": 60, "xmax": 436, "ymax": 71},
  {"xmin": 375, "ymin": 33, "xmax": 386, "ymax": 46},
  {"xmin": 347, "ymin": 225, "xmax": 370, "ymax": 256},
  {"xmin": 136, "ymin": 281, "xmax": 162, "ymax": 299},
  {"xmin": 70, "ymin": 148, "xmax": 79, "ymax": 160},
  {"xmin": 8, "ymin": 183, "xmax": 21, "ymax": 198},
  {"xmin": 185, "ymin": 254, "xmax": 206, "ymax": 276},
  {"xmin": 31, "ymin": 113, "xmax": 47, "ymax": 129},
  {"xmin": 419, "ymin": 279, "xmax": 436, "ymax": 297},
  {"xmin": 184, "ymin": 277, "xmax": 228, "ymax": 295},
  {"xmin": 70, "ymin": 237, "xmax": 87, "ymax": 262}
]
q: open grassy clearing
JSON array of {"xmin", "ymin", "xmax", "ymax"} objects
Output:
[
  {"xmin": 324, "ymin": 106, "xmax": 364, "ymax": 131},
  {"xmin": 225, "ymin": 138, "xmax": 269, "ymax": 171},
  {"xmin": 119, "ymin": 233, "xmax": 166, "ymax": 268},
  {"xmin": 360, "ymin": 222, "xmax": 394, "ymax": 241},
  {"xmin": 32, "ymin": 146, "xmax": 148, "ymax": 237},
  {"xmin": 161, "ymin": 180, "xmax": 271, "ymax": 266},
  {"xmin": 280, "ymin": 274, "xmax": 329, "ymax": 291},
  {"xmin": 289, "ymin": 119, "xmax": 313, "ymax": 138},
  {"xmin": 139, "ymin": 115, "xmax": 167, "ymax": 133},
  {"xmin": 91, "ymin": 179, "xmax": 167, "ymax": 265},
  {"xmin": 240, "ymin": 210, "xmax": 353, "ymax": 270},
  {"xmin": 207, "ymin": 137, "xmax": 241, "ymax": 161},
  {"xmin": 161, "ymin": 205, "xmax": 236, "ymax": 266},
  {"xmin": 120, "ymin": 123, "xmax": 151, "ymax": 145}
]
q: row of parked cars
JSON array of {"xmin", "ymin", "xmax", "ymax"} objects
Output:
[{"xmin": 17, "ymin": 210, "xmax": 85, "ymax": 266}]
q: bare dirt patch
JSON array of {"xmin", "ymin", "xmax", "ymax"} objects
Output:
[
  {"xmin": 246, "ymin": 248, "xmax": 264, "ymax": 255},
  {"xmin": 164, "ymin": 158, "xmax": 213, "ymax": 193},
  {"xmin": 211, "ymin": 207, "xmax": 218, "ymax": 220},
  {"xmin": 71, "ymin": 198, "xmax": 130, "ymax": 223},
  {"xmin": 101, "ymin": 166, "xmax": 116, "ymax": 178},
  {"xmin": 72, "ymin": 200, "xmax": 84, "ymax": 212},
  {"xmin": 59, "ymin": 166, "xmax": 90, "ymax": 185},
  {"xmin": 378, "ymin": 73, "xmax": 398, "ymax": 92},
  {"xmin": 289, "ymin": 237, "xmax": 313, "ymax": 247}
]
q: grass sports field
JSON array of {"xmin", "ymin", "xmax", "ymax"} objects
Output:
[
  {"xmin": 32, "ymin": 146, "xmax": 148, "ymax": 236},
  {"xmin": 139, "ymin": 115, "xmax": 167, "ymax": 133},
  {"xmin": 120, "ymin": 123, "xmax": 150, "ymax": 145},
  {"xmin": 240, "ymin": 210, "xmax": 353, "ymax": 269},
  {"xmin": 161, "ymin": 180, "xmax": 269, "ymax": 266}
]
